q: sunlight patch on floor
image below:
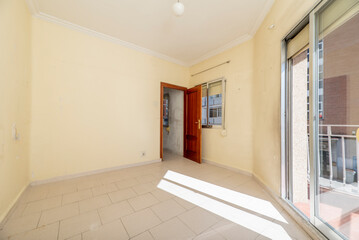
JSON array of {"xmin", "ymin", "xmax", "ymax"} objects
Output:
[
  {"xmin": 158, "ymin": 176, "xmax": 291, "ymax": 240},
  {"xmin": 163, "ymin": 170, "xmax": 287, "ymax": 223}
]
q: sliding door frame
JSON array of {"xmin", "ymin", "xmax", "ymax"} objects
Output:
[
  {"xmin": 281, "ymin": 0, "xmax": 349, "ymax": 239},
  {"xmin": 281, "ymin": 13, "xmax": 312, "ymax": 220},
  {"xmin": 309, "ymin": 0, "xmax": 348, "ymax": 238}
]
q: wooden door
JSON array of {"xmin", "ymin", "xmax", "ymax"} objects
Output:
[{"xmin": 184, "ymin": 85, "xmax": 202, "ymax": 163}]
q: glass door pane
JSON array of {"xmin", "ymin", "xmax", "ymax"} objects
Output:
[{"xmin": 314, "ymin": 1, "xmax": 359, "ymax": 238}]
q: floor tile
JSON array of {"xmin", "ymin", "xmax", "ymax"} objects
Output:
[
  {"xmin": 150, "ymin": 217, "xmax": 195, "ymax": 240},
  {"xmin": 211, "ymin": 220, "xmax": 260, "ymax": 240},
  {"xmin": 151, "ymin": 189, "xmax": 174, "ymax": 202},
  {"xmin": 0, "ymin": 213, "xmax": 41, "ymax": 238},
  {"xmin": 194, "ymin": 228, "xmax": 225, "ymax": 240},
  {"xmin": 2, "ymin": 152, "xmax": 309, "ymax": 240},
  {"xmin": 128, "ymin": 193, "xmax": 159, "ymax": 211},
  {"xmin": 130, "ymin": 231, "xmax": 154, "ymax": 240},
  {"xmin": 79, "ymin": 195, "xmax": 111, "ymax": 213},
  {"xmin": 92, "ymin": 183, "xmax": 118, "ymax": 196},
  {"xmin": 264, "ymin": 211, "xmax": 310, "ymax": 240},
  {"xmin": 255, "ymin": 235, "xmax": 271, "ymax": 240},
  {"xmin": 66, "ymin": 234, "xmax": 82, "ymax": 240},
  {"xmin": 98, "ymin": 201, "xmax": 134, "ymax": 224},
  {"xmin": 77, "ymin": 179, "xmax": 103, "ymax": 191},
  {"xmin": 136, "ymin": 174, "xmax": 158, "ymax": 184},
  {"xmin": 234, "ymin": 180, "xmax": 267, "ymax": 198},
  {"xmin": 58, "ymin": 211, "xmax": 101, "ymax": 240},
  {"xmin": 38, "ymin": 203, "xmax": 79, "ymax": 227},
  {"xmin": 47, "ymin": 184, "xmax": 78, "ymax": 197},
  {"xmin": 151, "ymin": 199, "xmax": 186, "ymax": 221},
  {"xmin": 179, "ymin": 207, "xmax": 218, "ymax": 234},
  {"xmin": 101, "ymin": 176, "xmax": 119, "ymax": 185},
  {"xmin": 108, "ymin": 188, "xmax": 137, "ymax": 203},
  {"xmin": 173, "ymin": 197, "xmax": 196, "ymax": 210},
  {"xmin": 132, "ymin": 182, "xmax": 157, "ymax": 195},
  {"xmin": 22, "ymin": 187, "xmax": 49, "ymax": 203},
  {"xmin": 122, "ymin": 209, "xmax": 161, "ymax": 237},
  {"xmin": 7, "ymin": 204, "xmax": 26, "ymax": 220},
  {"xmin": 116, "ymin": 178, "xmax": 139, "ymax": 189},
  {"xmin": 23, "ymin": 196, "xmax": 62, "ymax": 216},
  {"xmin": 62, "ymin": 189, "xmax": 92, "ymax": 205},
  {"xmin": 82, "ymin": 219, "xmax": 129, "ymax": 240},
  {"xmin": 9, "ymin": 222, "xmax": 59, "ymax": 240}
]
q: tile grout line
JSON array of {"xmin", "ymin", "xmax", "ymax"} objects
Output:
[
  {"xmin": 36, "ymin": 209, "xmax": 42, "ymax": 228},
  {"xmin": 57, "ymin": 221, "xmax": 60, "ymax": 240},
  {"xmin": 96, "ymin": 208, "xmax": 104, "ymax": 227},
  {"xmin": 176, "ymin": 211, "xmax": 205, "ymax": 236},
  {"xmin": 119, "ymin": 216, "xmax": 131, "ymax": 239}
]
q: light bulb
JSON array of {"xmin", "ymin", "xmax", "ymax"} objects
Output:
[{"xmin": 173, "ymin": 2, "xmax": 184, "ymax": 16}]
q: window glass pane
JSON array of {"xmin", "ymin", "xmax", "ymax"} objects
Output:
[
  {"xmin": 208, "ymin": 81, "xmax": 222, "ymax": 125},
  {"xmin": 315, "ymin": 1, "xmax": 359, "ymax": 238},
  {"xmin": 202, "ymin": 84, "xmax": 207, "ymax": 125}
]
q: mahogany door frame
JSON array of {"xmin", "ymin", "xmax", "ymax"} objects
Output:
[{"xmin": 160, "ymin": 82, "xmax": 187, "ymax": 160}]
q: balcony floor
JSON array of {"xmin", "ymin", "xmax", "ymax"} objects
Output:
[{"xmin": 294, "ymin": 181, "xmax": 359, "ymax": 239}]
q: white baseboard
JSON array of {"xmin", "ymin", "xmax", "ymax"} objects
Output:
[
  {"xmin": 252, "ymin": 173, "xmax": 326, "ymax": 240},
  {"xmin": 202, "ymin": 158, "xmax": 252, "ymax": 177},
  {"xmin": 0, "ymin": 183, "xmax": 29, "ymax": 229},
  {"xmin": 31, "ymin": 159, "xmax": 162, "ymax": 186}
]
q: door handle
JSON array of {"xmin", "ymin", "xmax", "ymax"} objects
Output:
[{"xmin": 195, "ymin": 120, "xmax": 201, "ymax": 130}]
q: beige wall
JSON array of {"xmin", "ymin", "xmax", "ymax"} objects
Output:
[
  {"xmin": 252, "ymin": 0, "xmax": 317, "ymax": 194},
  {"xmin": 0, "ymin": 0, "xmax": 32, "ymax": 222},
  {"xmin": 189, "ymin": 41, "xmax": 254, "ymax": 173},
  {"xmin": 30, "ymin": 18, "xmax": 189, "ymax": 181},
  {"xmin": 0, "ymin": 0, "xmax": 323, "ymax": 222},
  {"xmin": 189, "ymin": 0, "xmax": 318, "ymax": 194}
]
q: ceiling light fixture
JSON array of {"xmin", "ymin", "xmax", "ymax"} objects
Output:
[{"xmin": 173, "ymin": 0, "xmax": 184, "ymax": 16}]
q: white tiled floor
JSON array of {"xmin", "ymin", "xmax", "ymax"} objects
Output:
[{"xmin": 0, "ymin": 152, "xmax": 312, "ymax": 240}]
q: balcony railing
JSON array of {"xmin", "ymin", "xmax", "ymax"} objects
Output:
[{"xmin": 316, "ymin": 124, "xmax": 359, "ymax": 187}]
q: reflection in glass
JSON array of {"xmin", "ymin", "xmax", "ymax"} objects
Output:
[{"xmin": 316, "ymin": 1, "xmax": 359, "ymax": 238}]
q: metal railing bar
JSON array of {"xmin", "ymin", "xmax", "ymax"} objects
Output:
[
  {"xmin": 307, "ymin": 124, "xmax": 359, "ymax": 188},
  {"xmin": 342, "ymin": 136, "xmax": 346, "ymax": 185},
  {"xmin": 328, "ymin": 126, "xmax": 333, "ymax": 183},
  {"xmin": 319, "ymin": 124, "xmax": 359, "ymax": 127}
]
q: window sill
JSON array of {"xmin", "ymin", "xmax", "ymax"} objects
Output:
[{"xmin": 202, "ymin": 125, "xmax": 223, "ymax": 129}]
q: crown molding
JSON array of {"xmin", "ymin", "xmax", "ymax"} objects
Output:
[
  {"xmin": 189, "ymin": 0, "xmax": 274, "ymax": 66},
  {"xmin": 25, "ymin": 0, "xmax": 40, "ymax": 14},
  {"xmin": 249, "ymin": 0, "xmax": 275, "ymax": 36},
  {"xmin": 25, "ymin": 0, "xmax": 273, "ymax": 68},
  {"xmin": 25, "ymin": 0, "xmax": 188, "ymax": 67},
  {"xmin": 188, "ymin": 34, "xmax": 253, "ymax": 66}
]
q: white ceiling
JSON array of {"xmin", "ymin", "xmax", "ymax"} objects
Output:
[{"xmin": 26, "ymin": 0, "xmax": 274, "ymax": 66}]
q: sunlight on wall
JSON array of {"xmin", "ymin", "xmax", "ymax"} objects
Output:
[{"xmin": 163, "ymin": 170, "xmax": 286, "ymax": 223}]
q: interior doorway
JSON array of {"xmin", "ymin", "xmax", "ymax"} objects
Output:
[
  {"xmin": 160, "ymin": 83, "xmax": 186, "ymax": 160},
  {"xmin": 160, "ymin": 82, "xmax": 202, "ymax": 163},
  {"xmin": 162, "ymin": 87, "xmax": 184, "ymax": 157}
]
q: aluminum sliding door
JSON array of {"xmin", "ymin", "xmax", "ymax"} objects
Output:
[
  {"xmin": 310, "ymin": 0, "xmax": 359, "ymax": 239},
  {"xmin": 283, "ymin": 0, "xmax": 359, "ymax": 239}
]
